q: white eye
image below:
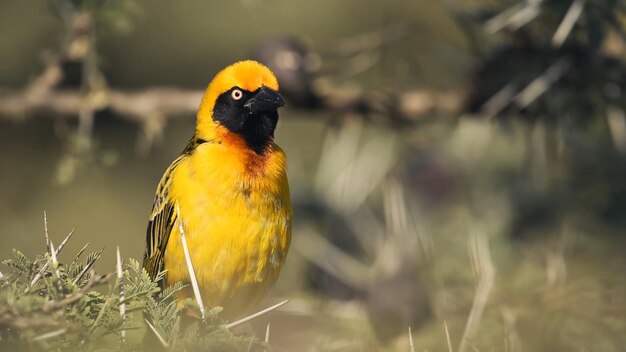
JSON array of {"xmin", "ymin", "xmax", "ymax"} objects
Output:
[{"xmin": 231, "ymin": 89, "xmax": 243, "ymax": 101}]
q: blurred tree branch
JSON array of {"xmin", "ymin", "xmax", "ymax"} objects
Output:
[
  {"xmin": 0, "ymin": 0, "xmax": 467, "ymax": 185},
  {"xmin": 0, "ymin": 76, "xmax": 203, "ymax": 123},
  {"xmin": 0, "ymin": 10, "xmax": 465, "ymax": 128},
  {"xmin": 0, "ymin": 62, "xmax": 464, "ymax": 125}
]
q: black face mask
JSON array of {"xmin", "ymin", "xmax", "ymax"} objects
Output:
[{"xmin": 212, "ymin": 86, "xmax": 286, "ymax": 154}]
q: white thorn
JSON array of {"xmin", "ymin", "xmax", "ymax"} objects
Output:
[
  {"xmin": 226, "ymin": 299, "xmax": 290, "ymax": 329},
  {"xmin": 56, "ymin": 229, "xmax": 75, "ymax": 254},
  {"xmin": 43, "ymin": 210, "xmax": 50, "ymax": 250},
  {"xmin": 177, "ymin": 205, "xmax": 205, "ymax": 319},
  {"xmin": 117, "ymin": 246, "xmax": 126, "ymax": 342},
  {"xmin": 49, "ymin": 241, "xmax": 57, "ymax": 266},
  {"xmin": 33, "ymin": 328, "xmax": 66, "ymax": 341},
  {"xmin": 144, "ymin": 319, "xmax": 170, "ymax": 348},
  {"xmin": 28, "ymin": 229, "xmax": 75, "ymax": 290}
]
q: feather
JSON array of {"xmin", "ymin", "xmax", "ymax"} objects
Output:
[{"xmin": 143, "ymin": 136, "xmax": 209, "ymax": 286}]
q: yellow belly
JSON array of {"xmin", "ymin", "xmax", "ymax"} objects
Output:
[{"xmin": 163, "ymin": 142, "xmax": 291, "ymax": 318}]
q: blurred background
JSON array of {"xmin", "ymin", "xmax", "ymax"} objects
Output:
[{"xmin": 1, "ymin": 0, "xmax": 625, "ymax": 350}]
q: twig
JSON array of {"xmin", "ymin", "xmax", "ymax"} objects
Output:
[
  {"xmin": 484, "ymin": 1, "xmax": 542, "ymax": 33},
  {"xmin": 552, "ymin": 0, "xmax": 587, "ymax": 48},
  {"xmin": 480, "ymin": 82, "xmax": 519, "ymax": 118},
  {"xmin": 501, "ymin": 307, "xmax": 521, "ymax": 352},
  {"xmin": 483, "ymin": 59, "xmax": 570, "ymax": 116},
  {"xmin": 246, "ymin": 336, "xmax": 256, "ymax": 352},
  {"xmin": 458, "ymin": 233, "xmax": 495, "ymax": 352},
  {"xmin": 77, "ymin": 14, "xmax": 101, "ymax": 150},
  {"xmin": 0, "ymin": 87, "xmax": 203, "ymax": 122},
  {"xmin": 177, "ymin": 205, "xmax": 205, "ymax": 320},
  {"xmin": 514, "ymin": 59, "xmax": 569, "ymax": 109},
  {"xmin": 484, "ymin": 2, "xmax": 525, "ymax": 33},
  {"xmin": 225, "ymin": 299, "xmax": 290, "ymax": 329},
  {"xmin": 145, "ymin": 318, "xmax": 170, "ymax": 348},
  {"xmin": 380, "ymin": 178, "xmax": 417, "ymax": 275},
  {"xmin": 44, "ymin": 272, "xmax": 113, "ymax": 311},
  {"xmin": 443, "ymin": 320, "xmax": 453, "ymax": 352}
]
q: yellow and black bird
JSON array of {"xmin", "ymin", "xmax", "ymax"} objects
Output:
[{"xmin": 143, "ymin": 60, "xmax": 292, "ymax": 319}]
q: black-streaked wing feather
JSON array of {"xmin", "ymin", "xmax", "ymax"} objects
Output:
[
  {"xmin": 142, "ymin": 136, "xmax": 210, "ymax": 286},
  {"xmin": 143, "ymin": 155, "xmax": 184, "ymax": 285}
]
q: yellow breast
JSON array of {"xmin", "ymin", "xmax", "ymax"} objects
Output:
[{"xmin": 163, "ymin": 135, "xmax": 291, "ymax": 318}]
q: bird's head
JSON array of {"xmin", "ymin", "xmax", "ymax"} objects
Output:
[{"xmin": 197, "ymin": 60, "xmax": 286, "ymax": 154}]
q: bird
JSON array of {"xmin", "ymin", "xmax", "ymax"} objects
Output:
[{"xmin": 142, "ymin": 60, "xmax": 292, "ymax": 320}]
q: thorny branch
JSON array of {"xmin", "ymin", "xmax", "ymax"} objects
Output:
[
  {"xmin": 43, "ymin": 271, "xmax": 114, "ymax": 312},
  {"xmin": 0, "ymin": 271, "xmax": 113, "ymax": 331}
]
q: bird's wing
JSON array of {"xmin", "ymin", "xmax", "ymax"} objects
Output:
[
  {"xmin": 143, "ymin": 136, "xmax": 211, "ymax": 286},
  {"xmin": 142, "ymin": 154, "xmax": 186, "ymax": 285}
]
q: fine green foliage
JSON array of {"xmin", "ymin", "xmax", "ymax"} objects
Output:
[{"xmin": 0, "ymin": 244, "xmax": 253, "ymax": 351}]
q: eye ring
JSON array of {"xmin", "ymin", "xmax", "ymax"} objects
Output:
[{"xmin": 231, "ymin": 89, "xmax": 243, "ymax": 101}]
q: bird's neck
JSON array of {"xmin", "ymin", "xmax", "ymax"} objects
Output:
[
  {"xmin": 195, "ymin": 125, "xmax": 273, "ymax": 177},
  {"xmin": 196, "ymin": 120, "xmax": 274, "ymax": 155}
]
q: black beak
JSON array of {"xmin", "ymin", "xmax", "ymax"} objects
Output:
[{"xmin": 244, "ymin": 86, "xmax": 286, "ymax": 114}]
